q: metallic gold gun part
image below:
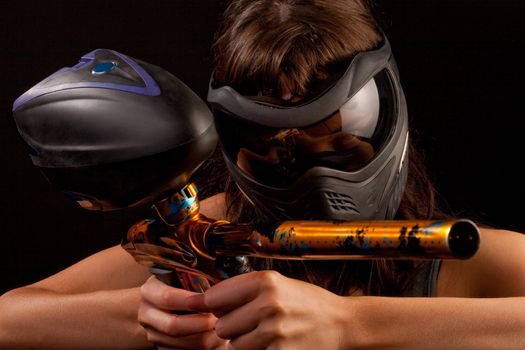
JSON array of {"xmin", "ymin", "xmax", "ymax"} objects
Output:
[{"xmin": 123, "ymin": 183, "xmax": 480, "ymax": 287}]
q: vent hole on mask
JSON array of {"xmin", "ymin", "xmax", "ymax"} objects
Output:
[{"xmin": 323, "ymin": 191, "xmax": 358, "ymax": 213}]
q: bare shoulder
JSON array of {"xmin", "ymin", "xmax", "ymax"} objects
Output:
[
  {"xmin": 200, "ymin": 192, "xmax": 226, "ymax": 220},
  {"xmin": 437, "ymin": 227, "xmax": 525, "ymax": 297},
  {"xmin": 32, "ymin": 244, "xmax": 152, "ymax": 293}
]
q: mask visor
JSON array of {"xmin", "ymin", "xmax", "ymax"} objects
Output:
[{"xmin": 215, "ymin": 69, "xmax": 397, "ymax": 188}]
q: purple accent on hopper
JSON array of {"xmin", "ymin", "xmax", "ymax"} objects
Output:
[{"xmin": 12, "ymin": 49, "xmax": 160, "ymax": 111}]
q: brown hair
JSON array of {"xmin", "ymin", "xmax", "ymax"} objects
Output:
[
  {"xmin": 213, "ymin": 0, "xmax": 381, "ymax": 97},
  {"xmin": 212, "ymin": 0, "xmax": 451, "ymax": 296}
]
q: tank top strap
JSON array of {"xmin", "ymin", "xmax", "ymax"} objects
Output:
[
  {"xmin": 406, "ymin": 259, "xmax": 442, "ymax": 297},
  {"xmin": 426, "ymin": 259, "xmax": 442, "ymax": 297}
]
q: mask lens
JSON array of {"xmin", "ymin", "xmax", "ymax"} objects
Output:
[{"xmin": 215, "ymin": 69, "xmax": 396, "ymax": 188}]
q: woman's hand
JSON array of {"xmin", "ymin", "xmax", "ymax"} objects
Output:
[
  {"xmin": 186, "ymin": 270, "xmax": 359, "ymax": 350},
  {"xmin": 139, "ymin": 276, "xmax": 228, "ymax": 349}
]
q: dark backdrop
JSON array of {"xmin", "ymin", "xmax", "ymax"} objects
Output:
[{"xmin": 1, "ymin": 0, "xmax": 524, "ymax": 294}]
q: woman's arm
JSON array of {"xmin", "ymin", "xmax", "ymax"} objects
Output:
[
  {"xmin": 182, "ymin": 228, "xmax": 525, "ymax": 350},
  {"xmin": 343, "ymin": 229, "xmax": 525, "ymax": 349},
  {"xmin": 0, "ymin": 193, "xmax": 227, "ymax": 350},
  {"xmin": 353, "ymin": 228, "xmax": 524, "ymax": 349},
  {"xmin": 438, "ymin": 228, "xmax": 525, "ymax": 298},
  {"xmin": 352, "ymin": 295, "xmax": 525, "ymax": 349},
  {"xmin": 0, "ymin": 245, "xmax": 154, "ymax": 350},
  {"xmin": 349, "ymin": 229, "xmax": 525, "ymax": 349}
]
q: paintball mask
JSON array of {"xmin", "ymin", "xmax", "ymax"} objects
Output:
[{"xmin": 207, "ymin": 37, "xmax": 409, "ymax": 221}]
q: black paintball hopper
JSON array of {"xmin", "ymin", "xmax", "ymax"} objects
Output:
[{"xmin": 12, "ymin": 49, "xmax": 217, "ymax": 210}]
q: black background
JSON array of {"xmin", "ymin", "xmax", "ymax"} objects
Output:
[{"xmin": 1, "ymin": 0, "xmax": 524, "ymax": 294}]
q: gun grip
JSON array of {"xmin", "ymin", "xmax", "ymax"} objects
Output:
[{"xmin": 150, "ymin": 267, "xmax": 182, "ymax": 287}]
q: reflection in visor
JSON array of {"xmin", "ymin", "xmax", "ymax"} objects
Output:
[{"xmin": 215, "ymin": 70, "xmax": 396, "ymax": 188}]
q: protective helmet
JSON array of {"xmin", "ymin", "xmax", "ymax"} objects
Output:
[{"xmin": 207, "ymin": 37, "xmax": 409, "ymax": 221}]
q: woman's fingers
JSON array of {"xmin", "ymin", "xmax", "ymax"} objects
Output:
[
  {"xmin": 184, "ymin": 271, "xmax": 289, "ymax": 343},
  {"xmin": 185, "ymin": 293, "xmax": 209, "ymax": 313},
  {"xmin": 144, "ymin": 326, "xmax": 225, "ymax": 349},
  {"xmin": 139, "ymin": 300, "xmax": 216, "ymax": 336},
  {"xmin": 187, "ymin": 271, "xmax": 280, "ymax": 314},
  {"xmin": 141, "ymin": 275, "xmax": 198, "ymax": 311},
  {"xmin": 139, "ymin": 275, "xmax": 228, "ymax": 349}
]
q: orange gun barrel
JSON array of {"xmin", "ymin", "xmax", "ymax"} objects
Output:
[{"xmin": 209, "ymin": 219, "xmax": 480, "ymax": 260}]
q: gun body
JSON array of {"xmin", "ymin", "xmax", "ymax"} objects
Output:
[{"xmin": 122, "ymin": 183, "xmax": 480, "ymax": 289}]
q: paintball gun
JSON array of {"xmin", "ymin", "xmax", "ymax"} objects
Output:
[{"xmin": 12, "ymin": 49, "xmax": 480, "ymax": 291}]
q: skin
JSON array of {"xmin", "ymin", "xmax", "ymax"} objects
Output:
[
  {"xmin": 1, "ymin": 193, "xmax": 525, "ymax": 349},
  {"xmin": 0, "ymin": 194, "xmax": 226, "ymax": 350},
  {"xmin": 0, "ymin": 246, "xmax": 152, "ymax": 349},
  {"xmin": 179, "ymin": 221, "xmax": 525, "ymax": 350}
]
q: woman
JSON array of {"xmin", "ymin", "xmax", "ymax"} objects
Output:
[
  {"xmin": 1, "ymin": 1, "xmax": 524, "ymax": 349},
  {"xmin": 138, "ymin": 0, "xmax": 525, "ymax": 349}
]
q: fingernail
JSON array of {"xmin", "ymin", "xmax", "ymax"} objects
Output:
[{"xmin": 185, "ymin": 293, "xmax": 208, "ymax": 312}]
